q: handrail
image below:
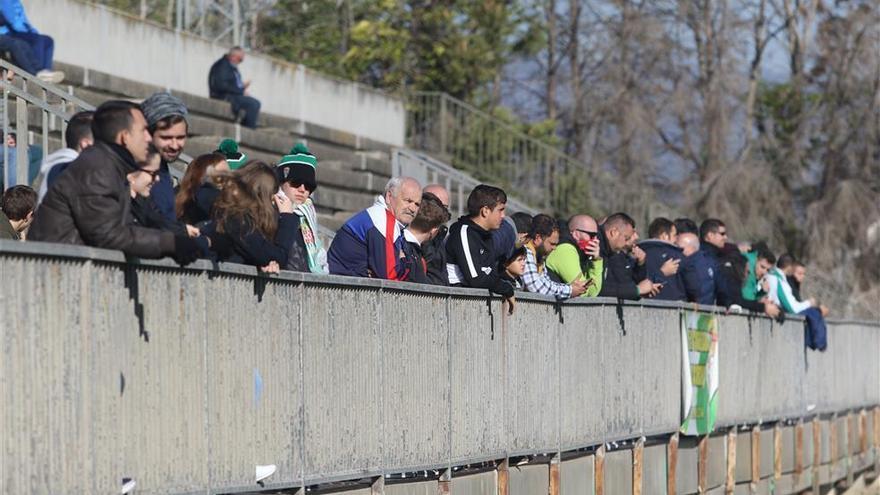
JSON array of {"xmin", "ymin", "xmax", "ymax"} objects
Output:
[
  {"xmin": 391, "ymin": 147, "xmax": 537, "ymax": 218},
  {"xmin": 1, "ymin": 240, "xmax": 878, "ymax": 494},
  {"xmin": 0, "ymin": 58, "xmax": 94, "ymax": 188},
  {"xmin": 406, "ymin": 91, "xmax": 636, "ymax": 218}
]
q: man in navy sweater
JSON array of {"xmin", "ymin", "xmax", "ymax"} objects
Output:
[{"xmin": 209, "ymin": 47, "xmax": 261, "ymax": 129}]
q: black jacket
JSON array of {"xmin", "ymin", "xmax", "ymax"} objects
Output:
[
  {"xmin": 29, "ymin": 141, "xmax": 175, "ymax": 257},
  {"xmin": 179, "ymin": 183, "xmax": 221, "ymax": 226},
  {"xmin": 717, "ymin": 252, "xmax": 765, "ymax": 313},
  {"xmin": 421, "ymin": 225, "xmax": 449, "ymax": 285},
  {"xmin": 130, "ymin": 196, "xmax": 189, "ymax": 237},
  {"xmin": 400, "ymin": 237, "xmax": 431, "ymax": 284},
  {"xmin": 445, "ymin": 216, "xmax": 514, "ymax": 298},
  {"xmin": 284, "ymin": 224, "xmax": 310, "ymax": 272},
  {"xmin": 596, "ymin": 228, "xmax": 640, "ymax": 300},
  {"xmin": 203, "ymin": 213, "xmax": 298, "ymax": 267},
  {"xmin": 208, "ymin": 56, "xmax": 244, "ymax": 100},
  {"xmin": 639, "ymin": 239, "xmax": 687, "ymax": 301}
]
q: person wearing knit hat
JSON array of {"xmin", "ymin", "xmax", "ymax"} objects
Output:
[
  {"xmin": 141, "ymin": 91, "xmax": 189, "ymax": 222},
  {"xmin": 276, "ymin": 143, "xmax": 317, "ymax": 192},
  {"xmin": 215, "ymin": 138, "xmax": 248, "ymax": 170},
  {"xmin": 276, "ymin": 143, "xmax": 327, "ymax": 274}
]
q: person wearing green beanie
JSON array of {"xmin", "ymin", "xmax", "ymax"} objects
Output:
[
  {"xmin": 215, "ymin": 138, "xmax": 248, "ymax": 169},
  {"xmin": 276, "ymin": 143, "xmax": 327, "ymax": 274}
]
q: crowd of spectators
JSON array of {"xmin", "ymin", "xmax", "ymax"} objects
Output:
[{"xmin": 0, "ymin": 95, "xmax": 830, "ymax": 349}]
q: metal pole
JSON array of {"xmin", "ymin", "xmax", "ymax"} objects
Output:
[{"xmin": 233, "ymin": 0, "xmax": 242, "ymax": 46}]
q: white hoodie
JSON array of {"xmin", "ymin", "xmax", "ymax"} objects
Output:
[{"xmin": 36, "ymin": 148, "xmax": 79, "ymax": 203}]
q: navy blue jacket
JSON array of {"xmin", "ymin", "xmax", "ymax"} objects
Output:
[
  {"xmin": 678, "ymin": 249, "xmax": 715, "ymax": 304},
  {"xmin": 202, "ymin": 213, "xmax": 297, "ymax": 267},
  {"xmin": 149, "ymin": 159, "xmax": 176, "ymax": 222},
  {"xmin": 208, "ymin": 56, "xmax": 244, "ymax": 100},
  {"xmin": 697, "ymin": 243, "xmax": 732, "ymax": 306},
  {"xmin": 638, "ymin": 239, "xmax": 686, "ymax": 301},
  {"xmin": 328, "ymin": 203, "xmax": 410, "ymax": 279}
]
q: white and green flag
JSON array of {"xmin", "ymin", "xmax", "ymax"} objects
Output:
[{"xmin": 680, "ymin": 311, "xmax": 719, "ymax": 436}]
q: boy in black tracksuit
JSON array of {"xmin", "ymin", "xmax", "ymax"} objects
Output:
[{"xmin": 444, "ymin": 185, "xmax": 514, "ymax": 299}]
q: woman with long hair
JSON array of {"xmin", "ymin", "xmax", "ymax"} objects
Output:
[
  {"xmin": 203, "ymin": 161, "xmax": 296, "ymax": 269},
  {"xmin": 175, "ymin": 152, "xmax": 229, "ymax": 225}
]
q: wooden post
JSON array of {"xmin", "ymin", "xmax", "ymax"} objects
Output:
[
  {"xmin": 438, "ymin": 468, "xmax": 451, "ymax": 495},
  {"xmin": 859, "ymin": 409, "xmax": 867, "ymax": 454},
  {"xmin": 875, "ymin": 407, "xmax": 880, "ymax": 476},
  {"xmin": 595, "ymin": 445, "xmax": 606, "ymax": 495},
  {"xmin": 698, "ymin": 435, "xmax": 709, "ymax": 493},
  {"xmin": 751, "ymin": 426, "xmax": 761, "ymax": 489},
  {"xmin": 667, "ymin": 434, "xmax": 679, "ymax": 495},
  {"xmin": 497, "ymin": 458, "xmax": 509, "ymax": 495},
  {"xmin": 795, "ymin": 421, "xmax": 804, "ymax": 486},
  {"xmin": 774, "ymin": 423, "xmax": 782, "ymax": 481},
  {"xmin": 549, "ymin": 454, "xmax": 560, "ymax": 495},
  {"xmin": 812, "ymin": 418, "xmax": 821, "ymax": 495},
  {"xmin": 725, "ymin": 429, "xmax": 736, "ymax": 494},
  {"xmin": 847, "ymin": 412, "xmax": 855, "ymax": 487},
  {"xmin": 830, "ymin": 416, "xmax": 838, "ymax": 473},
  {"xmin": 633, "ymin": 438, "xmax": 644, "ymax": 495}
]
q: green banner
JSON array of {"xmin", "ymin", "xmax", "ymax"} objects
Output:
[{"xmin": 680, "ymin": 311, "xmax": 719, "ymax": 436}]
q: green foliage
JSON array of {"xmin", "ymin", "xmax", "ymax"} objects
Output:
[{"xmin": 258, "ymin": 1, "xmax": 537, "ymax": 101}]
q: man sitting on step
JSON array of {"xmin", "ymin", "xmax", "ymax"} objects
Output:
[{"xmin": 209, "ymin": 46, "xmax": 261, "ymax": 129}]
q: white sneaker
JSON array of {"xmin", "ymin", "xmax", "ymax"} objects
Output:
[{"xmin": 36, "ymin": 70, "xmax": 65, "ymax": 84}]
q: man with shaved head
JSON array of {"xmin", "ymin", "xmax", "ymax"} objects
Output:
[
  {"xmin": 545, "ymin": 214, "xmax": 604, "ymax": 297},
  {"xmin": 329, "ymin": 176, "xmax": 422, "ymax": 279},
  {"xmin": 596, "ymin": 212, "xmax": 662, "ymax": 299},
  {"xmin": 418, "ymin": 184, "xmax": 451, "ymax": 285}
]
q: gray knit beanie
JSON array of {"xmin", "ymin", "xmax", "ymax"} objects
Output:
[{"xmin": 141, "ymin": 92, "xmax": 188, "ymax": 128}]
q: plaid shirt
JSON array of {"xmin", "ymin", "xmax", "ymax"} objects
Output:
[{"xmin": 521, "ymin": 242, "xmax": 572, "ymax": 298}]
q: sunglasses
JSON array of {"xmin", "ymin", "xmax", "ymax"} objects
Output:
[
  {"xmin": 286, "ymin": 180, "xmax": 315, "ymax": 193},
  {"xmin": 574, "ymin": 228, "xmax": 598, "ymax": 238}
]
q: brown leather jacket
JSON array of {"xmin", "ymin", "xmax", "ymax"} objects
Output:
[{"xmin": 29, "ymin": 140, "xmax": 175, "ymax": 258}]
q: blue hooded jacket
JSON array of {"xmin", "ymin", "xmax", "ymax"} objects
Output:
[{"xmin": 0, "ymin": 0, "xmax": 38, "ymax": 35}]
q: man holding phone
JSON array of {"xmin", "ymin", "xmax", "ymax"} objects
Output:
[
  {"xmin": 545, "ymin": 214, "xmax": 605, "ymax": 297},
  {"xmin": 596, "ymin": 213, "xmax": 663, "ymax": 300}
]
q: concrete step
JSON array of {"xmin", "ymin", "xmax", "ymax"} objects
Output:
[
  {"xmin": 184, "ymin": 136, "xmax": 385, "ymax": 195},
  {"xmin": 53, "ymin": 61, "xmax": 389, "ymax": 153}
]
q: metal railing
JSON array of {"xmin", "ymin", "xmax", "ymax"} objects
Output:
[
  {"xmin": 391, "ymin": 147, "xmax": 537, "ymax": 218},
  {"xmin": 1, "ymin": 241, "xmax": 877, "ymax": 494},
  {"xmin": 0, "ymin": 59, "xmax": 94, "ymax": 188},
  {"xmin": 406, "ymin": 91, "xmax": 632, "ymax": 218}
]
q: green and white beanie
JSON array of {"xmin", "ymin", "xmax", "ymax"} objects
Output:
[
  {"xmin": 276, "ymin": 143, "xmax": 317, "ymax": 191},
  {"xmin": 215, "ymin": 138, "xmax": 248, "ymax": 170}
]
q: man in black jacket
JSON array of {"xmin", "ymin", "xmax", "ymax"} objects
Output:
[
  {"xmin": 208, "ymin": 47, "xmax": 261, "ymax": 129},
  {"xmin": 597, "ymin": 212, "xmax": 661, "ymax": 300},
  {"xmin": 29, "ymin": 100, "xmax": 200, "ymax": 264},
  {"xmin": 445, "ymin": 184, "xmax": 516, "ymax": 311}
]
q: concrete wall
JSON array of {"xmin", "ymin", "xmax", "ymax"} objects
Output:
[
  {"xmin": 26, "ymin": 0, "xmax": 405, "ymax": 147},
  {"xmin": 0, "ymin": 241, "xmax": 878, "ymax": 494}
]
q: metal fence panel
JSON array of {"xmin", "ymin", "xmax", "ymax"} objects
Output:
[
  {"xmin": 379, "ymin": 290, "xmax": 451, "ymax": 471},
  {"xmin": 0, "ymin": 243, "xmax": 878, "ymax": 494},
  {"xmin": 300, "ymin": 286, "xmax": 384, "ymax": 482},
  {"xmin": 448, "ymin": 297, "xmax": 505, "ymax": 464},
  {"xmin": 503, "ymin": 301, "xmax": 560, "ymax": 454}
]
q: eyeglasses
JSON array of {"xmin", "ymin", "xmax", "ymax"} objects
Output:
[
  {"xmin": 574, "ymin": 228, "xmax": 598, "ymax": 238},
  {"xmin": 717, "ymin": 230, "xmax": 728, "ymax": 236},
  {"xmin": 138, "ymin": 168, "xmax": 161, "ymax": 181}
]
